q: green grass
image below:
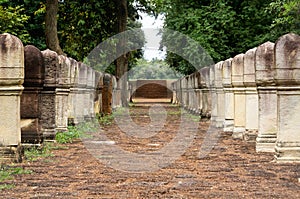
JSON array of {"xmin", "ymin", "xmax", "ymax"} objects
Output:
[
  {"xmin": 0, "ymin": 184, "xmax": 14, "ymax": 190},
  {"xmin": 98, "ymin": 114, "xmax": 115, "ymax": 126},
  {"xmin": 168, "ymin": 110, "xmax": 182, "ymax": 115},
  {"xmin": 24, "ymin": 144, "xmax": 54, "ymax": 162},
  {"xmin": 56, "ymin": 121, "xmax": 98, "ymax": 144},
  {"xmin": 0, "ymin": 166, "xmax": 32, "ymax": 190}
]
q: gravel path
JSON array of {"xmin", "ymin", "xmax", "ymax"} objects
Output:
[{"xmin": 0, "ymin": 102, "xmax": 299, "ymax": 198}]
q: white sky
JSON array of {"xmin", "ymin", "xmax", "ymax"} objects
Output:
[{"xmin": 138, "ymin": 12, "xmax": 166, "ymax": 60}]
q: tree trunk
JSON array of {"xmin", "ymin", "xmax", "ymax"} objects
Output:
[
  {"xmin": 45, "ymin": 0, "xmax": 65, "ymax": 55},
  {"xmin": 116, "ymin": 0, "xmax": 129, "ymax": 107}
]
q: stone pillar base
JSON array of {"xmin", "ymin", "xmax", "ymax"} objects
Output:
[
  {"xmin": 256, "ymin": 136, "xmax": 276, "ymax": 152},
  {"xmin": 243, "ymin": 129, "xmax": 257, "ymax": 142},
  {"xmin": 43, "ymin": 129, "xmax": 56, "ymax": 141},
  {"xmin": 223, "ymin": 120, "xmax": 234, "ymax": 132},
  {"xmin": 0, "ymin": 145, "xmax": 23, "ymax": 164},
  {"xmin": 215, "ymin": 119, "xmax": 224, "ymax": 128},
  {"xmin": 275, "ymin": 142, "xmax": 300, "ymax": 162},
  {"xmin": 232, "ymin": 127, "xmax": 245, "ymax": 139}
]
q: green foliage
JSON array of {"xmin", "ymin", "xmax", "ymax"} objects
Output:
[
  {"xmin": 0, "ymin": 184, "xmax": 14, "ymax": 190},
  {"xmin": 267, "ymin": 0, "xmax": 300, "ymax": 38},
  {"xmin": 0, "ymin": 166, "xmax": 32, "ymax": 190},
  {"xmin": 154, "ymin": 0, "xmax": 299, "ymax": 75},
  {"xmin": 56, "ymin": 126, "xmax": 81, "ymax": 144},
  {"xmin": 0, "ymin": 5, "xmax": 30, "ymax": 42},
  {"xmin": 128, "ymin": 58, "xmax": 183, "ymax": 80},
  {"xmin": 0, "ymin": 0, "xmax": 147, "ymax": 68},
  {"xmin": 24, "ymin": 144, "xmax": 54, "ymax": 162},
  {"xmin": 98, "ymin": 114, "xmax": 115, "ymax": 126},
  {"xmin": 56, "ymin": 122, "xmax": 98, "ymax": 144},
  {"xmin": 0, "ymin": 1, "xmax": 46, "ymax": 49}
]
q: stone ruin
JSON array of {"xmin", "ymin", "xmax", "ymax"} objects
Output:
[
  {"xmin": 0, "ymin": 33, "xmax": 124, "ymax": 163},
  {"xmin": 1, "ymin": 32, "xmax": 300, "ymax": 164},
  {"xmin": 172, "ymin": 33, "xmax": 300, "ymax": 163}
]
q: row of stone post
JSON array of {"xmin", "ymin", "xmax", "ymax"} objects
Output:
[
  {"xmin": 172, "ymin": 33, "xmax": 300, "ymax": 162},
  {"xmin": 0, "ymin": 33, "xmax": 121, "ymax": 163}
]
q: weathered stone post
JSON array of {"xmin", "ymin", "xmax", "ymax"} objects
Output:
[
  {"xmin": 232, "ymin": 54, "xmax": 246, "ymax": 139},
  {"xmin": 222, "ymin": 58, "xmax": 234, "ymax": 132},
  {"xmin": 215, "ymin": 61, "xmax": 225, "ymax": 128},
  {"xmin": 176, "ymin": 79, "xmax": 182, "ymax": 106},
  {"xmin": 191, "ymin": 72, "xmax": 199, "ymax": 113},
  {"xmin": 195, "ymin": 71, "xmax": 203, "ymax": 115},
  {"xmin": 210, "ymin": 65, "xmax": 217, "ymax": 125},
  {"xmin": 187, "ymin": 74, "xmax": 194, "ymax": 111},
  {"xmin": 68, "ymin": 58, "xmax": 79, "ymax": 125},
  {"xmin": 171, "ymin": 81, "xmax": 177, "ymax": 104},
  {"xmin": 102, "ymin": 74, "xmax": 113, "ymax": 115},
  {"xmin": 0, "ymin": 33, "xmax": 24, "ymax": 163},
  {"xmin": 181, "ymin": 77, "xmax": 188, "ymax": 108},
  {"xmin": 274, "ymin": 33, "xmax": 300, "ymax": 162},
  {"xmin": 200, "ymin": 67, "xmax": 211, "ymax": 118},
  {"xmin": 56, "ymin": 55, "xmax": 71, "ymax": 132},
  {"xmin": 77, "ymin": 62, "xmax": 88, "ymax": 123},
  {"xmin": 244, "ymin": 48, "xmax": 259, "ymax": 142},
  {"xmin": 41, "ymin": 49, "xmax": 59, "ymax": 140},
  {"xmin": 112, "ymin": 75, "xmax": 118, "ymax": 110},
  {"xmin": 21, "ymin": 45, "xmax": 45, "ymax": 144},
  {"xmin": 255, "ymin": 42, "xmax": 277, "ymax": 152},
  {"xmin": 80, "ymin": 63, "xmax": 90, "ymax": 120},
  {"xmin": 94, "ymin": 71, "xmax": 103, "ymax": 116},
  {"xmin": 86, "ymin": 66, "xmax": 95, "ymax": 120}
]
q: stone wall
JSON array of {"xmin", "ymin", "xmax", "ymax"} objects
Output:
[
  {"xmin": 172, "ymin": 33, "xmax": 300, "ymax": 163},
  {"xmin": 0, "ymin": 33, "xmax": 123, "ymax": 163},
  {"xmin": 130, "ymin": 80, "xmax": 173, "ymax": 99}
]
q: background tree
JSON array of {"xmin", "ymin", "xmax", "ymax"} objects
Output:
[
  {"xmin": 154, "ymin": 0, "xmax": 300, "ymax": 75},
  {"xmin": 0, "ymin": 0, "xmax": 149, "ymax": 63},
  {"xmin": 45, "ymin": 0, "xmax": 64, "ymax": 55}
]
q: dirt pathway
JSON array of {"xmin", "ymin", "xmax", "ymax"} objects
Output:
[{"xmin": 0, "ymin": 102, "xmax": 300, "ymax": 198}]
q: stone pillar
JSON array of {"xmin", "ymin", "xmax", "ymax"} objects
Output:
[
  {"xmin": 171, "ymin": 82, "xmax": 177, "ymax": 104},
  {"xmin": 182, "ymin": 77, "xmax": 188, "ymax": 108},
  {"xmin": 176, "ymin": 79, "xmax": 182, "ymax": 106},
  {"xmin": 86, "ymin": 66, "xmax": 95, "ymax": 120},
  {"xmin": 255, "ymin": 42, "xmax": 277, "ymax": 152},
  {"xmin": 94, "ymin": 71, "xmax": 103, "ymax": 116},
  {"xmin": 77, "ymin": 62, "xmax": 87, "ymax": 123},
  {"xmin": 222, "ymin": 59, "xmax": 234, "ymax": 132},
  {"xmin": 56, "ymin": 55, "xmax": 71, "ymax": 132},
  {"xmin": 274, "ymin": 33, "xmax": 300, "ymax": 162},
  {"xmin": 0, "ymin": 33, "xmax": 24, "ymax": 163},
  {"xmin": 41, "ymin": 49, "xmax": 59, "ymax": 140},
  {"xmin": 200, "ymin": 67, "xmax": 211, "ymax": 118},
  {"xmin": 112, "ymin": 75, "xmax": 118, "ymax": 110},
  {"xmin": 21, "ymin": 45, "xmax": 45, "ymax": 144},
  {"xmin": 222, "ymin": 58, "xmax": 234, "ymax": 132},
  {"xmin": 187, "ymin": 75, "xmax": 194, "ymax": 111},
  {"xmin": 210, "ymin": 65, "xmax": 217, "ymax": 125},
  {"xmin": 195, "ymin": 71, "xmax": 202, "ymax": 115},
  {"xmin": 68, "ymin": 58, "xmax": 79, "ymax": 125},
  {"xmin": 80, "ymin": 63, "xmax": 89, "ymax": 120},
  {"xmin": 244, "ymin": 48, "xmax": 259, "ymax": 142},
  {"xmin": 215, "ymin": 61, "xmax": 225, "ymax": 128},
  {"xmin": 232, "ymin": 54, "xmax": 246, "ymax": 139},
  {"xmin": 102, "ymin": 74, "xmax": 113, "ymax": 115}
]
